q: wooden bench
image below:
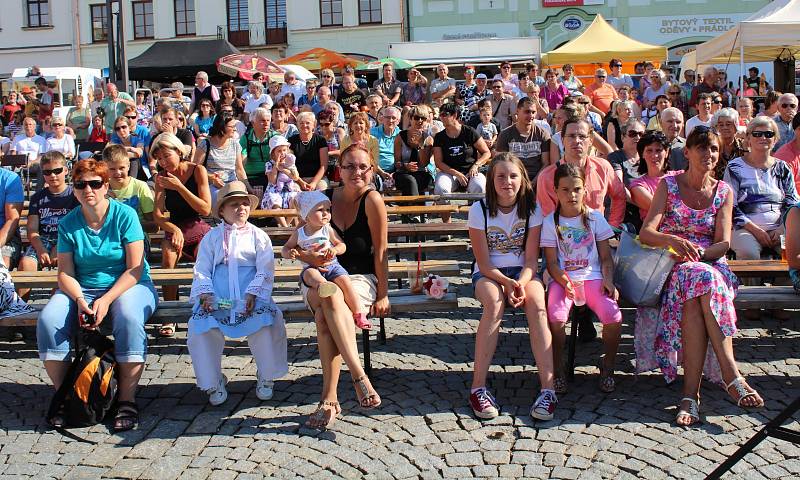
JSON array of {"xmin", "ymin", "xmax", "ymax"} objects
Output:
[
  {"xmin": 728, "ymin": 260, "xmax": 790, "ymax": 278},
  {"xmin": 0, "ymin": 291, "xmax": 459, "ymax": 374},
  {"xmin": 249, "ymin": 204, "xmax": 459, "ymax": 219},
  {"xmin": 10, "ymin": 260, "xmax": 462, "ymax": 290},
  {"xmin": 264, "ymin": 222, "xmax": 470, "ymax": 243}
]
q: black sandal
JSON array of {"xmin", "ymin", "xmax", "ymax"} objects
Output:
[{"xmin": 113, "ymin": 401, "xmax": 139, "ymax": 432}]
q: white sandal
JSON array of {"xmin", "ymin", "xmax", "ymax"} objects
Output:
[
  {"xmin": 676, "ymin": 397, "xmax": 700, "ymax": 426},
  {"xmin": 726, "ymin": 377, "xmax": 764, "ymax": 408}
]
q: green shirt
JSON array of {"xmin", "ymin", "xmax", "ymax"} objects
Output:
[
  {"xmin": 100, "ymin": 92, "xmax": 134, "ymax": 134},
  {"xmin": 58, "ymin": 200, "xmax": 151, "ymax": 289},
  {"xmin": 240, "ymin": 128, "xmax": 277, "ymax": 178},
  {"xmin": 111, "ymin": 178, "xmax": 154, "ymax": 223}
]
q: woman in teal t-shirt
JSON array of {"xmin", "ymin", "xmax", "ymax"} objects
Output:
[{"xmin": 37, "ymin": 159, "xmax": 158, "ymax": 432}]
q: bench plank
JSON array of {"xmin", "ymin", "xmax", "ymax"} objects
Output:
[
  {"xmin": 10, "ymin": 260, "xmax": 461, "ymax": 289},
  {"xmin": 0, "ymin": 292, "xmax": 458, "ymax": 327}
]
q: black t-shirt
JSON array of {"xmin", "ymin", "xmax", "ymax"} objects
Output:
[
  {"xmin": 149, "ymin": 128, "xmax": 194, "ymax": 150},
  {"xmin": 289, "ymin": 134, "xmax": 328, "ymax": 178},
  {"xmin": 337, "ymin": 89, "xmax": 366, "ymax": 118},
  {"xmin": 433, "ymin": 125, "xmax": 480, "ymax": 173}
]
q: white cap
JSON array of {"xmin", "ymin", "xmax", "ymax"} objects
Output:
[
  {"xmin": 269, "ymin": 135, "xmax": 290, "ymax": 150},
  {"xmin": 296, "ymin": 190, "xmax": 330, "ymax": 221}
]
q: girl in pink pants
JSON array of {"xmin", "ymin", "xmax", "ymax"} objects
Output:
[{"xmin": 540, "ymin": 162, "xmax": 622, "ymax": 395}]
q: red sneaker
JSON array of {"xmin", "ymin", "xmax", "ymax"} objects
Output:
[
  {"xmin": 469, "ymin": 388, "xmax": 499, "ymax": 419},
  {"xmin": 530, "ymin": 389, "xmax": 558, "ymax": 421},
  {"xmin": 353, "ymin": 312, "xmax": 372, "ymax": 330}
]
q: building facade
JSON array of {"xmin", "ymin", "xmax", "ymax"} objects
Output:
[
  {"xmin": 408, "ymin": 0, "xmax": 771, "ymax": 64},
  {"xmin": 0, "ymin": 0, "xmax": 81, "ymax": 77}
]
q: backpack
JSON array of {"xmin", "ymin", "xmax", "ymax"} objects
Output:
[{"xmin": 47, "ymin": 328, "xmax": 119, "ymax": 428}]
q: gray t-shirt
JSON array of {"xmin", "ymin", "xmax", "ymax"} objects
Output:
[
  {"xmin": 495, "ymin": 124, "xmax": 551, "ymax": 180},
  {"xmin": 199, "ymin": 137, "xmax": 242, "ymax": 182}
]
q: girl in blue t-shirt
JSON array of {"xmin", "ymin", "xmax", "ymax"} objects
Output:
[{"xmin": 192, "ymin": 99, "xmax": 216, "ymax": 138}]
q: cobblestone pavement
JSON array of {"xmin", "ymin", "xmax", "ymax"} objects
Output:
[{"xmin": 1, "ymin": 269, "xmax": 799, "ymax": 479}]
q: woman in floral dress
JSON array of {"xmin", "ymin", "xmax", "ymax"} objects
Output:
[{"xmin": 637, "ymin": 127, "xmax": 764, "ymax": 427}]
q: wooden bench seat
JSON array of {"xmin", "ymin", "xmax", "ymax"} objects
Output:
[
  {"xmin": 10, "ymin": 260, "xmax": 462, "ymax": 289},
  {"xmin": 249, "ymin": 204, "xmax": 459, "ymax": 219},
  {"xmin": 728, "ymin": 260, "xmax": 790, "ymax": 278},
  {"xmin": 0, "ymin": 291, "xmax": 459, "ymax": 373}
]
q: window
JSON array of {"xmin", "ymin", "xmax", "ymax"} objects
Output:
[
  {"xmin": 359, "ymin": 0, "xmax": 381, "ymax": 24},
  {"xmin": 264, "ymin": 0, "xmax": 287, "ymax": 44},
  {"xmin": 174, "ymin": 0, "xmax": 195, "ymax": 36},
  {"xmin": 26, "ymin": 0, "xmax": 50, "ymax": 27},
  {"xmin": 319, "ymin": 0, "xmax": 342, "ymax": 27},
  {"xmin": 227, "ymin": 0, "xmax": 249, "ymax": 46},
  {"xmin": 90, "ymin": 4, "xmax": 108, "ymax": 43},
  {"xmin": 132, "ymin": 1, "xmax": 154, "ymax": 39}
]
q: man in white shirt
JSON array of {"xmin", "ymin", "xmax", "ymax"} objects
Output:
[
  {"xmin": 685, "ymin": 93, "xmax": 713, "ymax": 136},
  {"xmin": 606, "ymin": 59, "xmax": 633, "ymax": 90},
  {"xmin": 430, "ymin": 64, "xmax": 456, "ymax": 107},
  {"xmin": 277, "ymin": 71, "xmax": 306, "ymax": 106},
  {"xmin": 10, "ymin": 117, "xmax": 46, "ymax": 163}
]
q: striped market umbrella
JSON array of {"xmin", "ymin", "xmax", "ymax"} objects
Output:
[
  {"xmin": 277, "ymin": 48, "xmax": 365, "ymax": 72},
  {"xmin": 359, "ymin": 57, "xmax": 418, "ymax": 70}
]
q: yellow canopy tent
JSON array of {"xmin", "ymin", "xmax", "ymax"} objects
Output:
[{"xmin": 541, "ymin": 15, "xmax": 667, "ymax": 66}]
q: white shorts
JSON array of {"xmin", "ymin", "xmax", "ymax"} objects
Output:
[{"xmin": 300, "ymin": 273, "xmax": 377, "ymax": 314}]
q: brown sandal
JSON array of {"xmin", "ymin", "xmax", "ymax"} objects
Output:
[
  {"xmin": 353, "ymin": 375, "xmax": 381, "ymax": 409},
  {"xmin": 304, "ymin": 401, "xmax": 340, "ymax": 430}
]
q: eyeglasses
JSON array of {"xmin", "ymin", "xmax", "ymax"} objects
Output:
[
  {"xmin": 626, "ymin": 130, "xmax": 645, "ymax": 138},
  {"xmin": 221, "ymin": 110, "xmax": 234, "ymax": 114},
  {"xmin": 412, "ymin": 115, "xmax": 428, "ymax": 121},
  {"xmin": 751, "ymin": 130, "xmax": 776, "ymax": 138},
  {"xmin": 74, "ymin": 179, "xmax": 104, "ymax": 190},
  {"xmin": 502, "ymin": 66, "xmax": 511, "ymax": 69},
  {"xmin": 781, "ymin": 103, "xmax": 797, "ymax": 109},
  {"xmin": 340, "ymin": 164, "xmax": 372, "ymax": 174},
  {"xmin": 319, "ymin": 122, "xmax": 332, "ymax": 127},
  {"xmin": 42, "ymin": 167, "xmax": 64, "ymax": 176},
  {"xmin": 564, "ymin": 134, "xmax": 591, "ymax": 141}
]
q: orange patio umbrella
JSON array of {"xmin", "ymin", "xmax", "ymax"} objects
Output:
[
  {"xmin": 217, "ymin": 53, "xmax": 286, "ymax": 82},
  {"xmin": 277, "ymin": 48, "xmax": 364, "ymax": 72}
]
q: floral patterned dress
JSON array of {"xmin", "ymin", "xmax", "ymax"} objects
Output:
[{"xmin": 634, "ymin": 175, "xmax": 739, "ymax": 385}]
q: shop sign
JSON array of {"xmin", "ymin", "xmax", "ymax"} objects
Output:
[
  {"xmin": 562, "ymin": 17, "xmax": 582, "ymax": 31},
  {"xmin": 543, "ymin": 0, "xmax": 603, "ymax": 7},
  {"xmin": 627, "ymin": 14, "xmax": 750, "ymax": 45}
]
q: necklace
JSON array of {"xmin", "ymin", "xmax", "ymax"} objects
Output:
[{"xmin": 300, "ymin": 135, "xmax": 311, "ymax": 146}]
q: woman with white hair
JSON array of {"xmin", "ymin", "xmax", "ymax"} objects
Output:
[
  {"xmin": 44, "ymin": 116, "xmax": 75, "ymax": 160},
  {"xmin": 643, "ymin": 69, "xmax": 668, "ymax": 109},
  {"xmin": 724, "ymin": 116, "xmax": 798, "ymax": 261},
  {"xmin": 604, "ymin": 101, "xmax": 635, "ymax": 150},
  {"xmin": 289, "ymin": 111, "xmax": 330, "ymax": 191},
  {"xmin": 151, "ymin": 133, "xmax": 212, "ymax": 337},
  {"xmin": 243, "ymin": 81, "xmax": 273, "ymax": 118},
  {"xmin": 711, "ymin": 108, "xmax": 747, "ymax": 179}
]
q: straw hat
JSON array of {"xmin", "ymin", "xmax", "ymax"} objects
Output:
[{"xmin": 212, "ymin": 181, "xmax": 259, "ymax": 219}]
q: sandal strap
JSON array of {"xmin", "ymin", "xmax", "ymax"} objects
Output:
[
  {"xmin": 677, "ymin": 397, "xmax": 700, "ymax": 421},
  {"xmin": 726, "ymin": 377, "xmax": 758, "ymax": 406}
]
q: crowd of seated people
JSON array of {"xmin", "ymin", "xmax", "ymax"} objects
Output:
[{"xmin": 0, "ymin": 61, "xmax": 796, "ymax": 432}]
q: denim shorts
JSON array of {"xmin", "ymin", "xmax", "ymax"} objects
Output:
[
  {"xmin": 300, "ymin": 262, "xmax": 349, "ymax": 288},
  {"xmin": 23, "ymin": 236, "xmax": 57, "ymax": 261},
  {"xmin": 471, "ymin": 266, "xmax": 523, "ymax": 289}
]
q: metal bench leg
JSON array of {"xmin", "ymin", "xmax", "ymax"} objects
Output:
[
  {"xmin": 566, "ymin": 306, "xmax": 582, "ymax": 381},
  {"xmin": 362, "ymin": 329, "xmax": 372, "ymax": 375},
  {"xmin": 379, "ymin": 316, "xmax": 386, "ymax": 344}
]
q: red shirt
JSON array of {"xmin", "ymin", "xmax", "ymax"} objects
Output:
[
  {"xmin": 88, "ymin": 128, "xmax": 109, "ymax": 143},
  {"xmin": 773, "ymin": 140, "xmax": 800, "ymax": 194},
  {"xmin": 584, "ymin": 83, "xmax": 618, "ymax": 114},
  {"xmin": 2, "ymin": 103, "xmax": 20, "ymax": 125},
  {"xmin": 536, "ymin": 156, "xmax": 627, "ymax": 228}
]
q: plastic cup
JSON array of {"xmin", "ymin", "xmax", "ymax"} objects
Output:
[
  {"xmin": 781, "ymin": 235, "xmax": 787, "ymax": 263},
  {"xmin": 572, "ymin": 280, "xmax": 586, "ymax": 306}
]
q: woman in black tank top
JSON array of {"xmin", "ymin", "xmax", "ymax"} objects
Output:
[
  {"xmin": 151, "ymin": 133, "xmax": 212, "ymax": 335},
  {"xmin": 297, "ymin": 144, "xmax": 389, "ymax": 430}
]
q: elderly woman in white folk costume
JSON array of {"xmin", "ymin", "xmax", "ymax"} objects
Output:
[{"xmin": 187, "ymin": 181, "xmax": 288, "ymax": 405}]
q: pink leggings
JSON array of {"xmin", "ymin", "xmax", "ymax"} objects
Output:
[{"xmin": 547, "ymin": 279, "xmax": 622, "ymax": 325}]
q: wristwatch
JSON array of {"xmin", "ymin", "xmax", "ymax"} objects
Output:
[{"xmin": 697, "ymin": 247, "xmax": 705, "ymax": 260}]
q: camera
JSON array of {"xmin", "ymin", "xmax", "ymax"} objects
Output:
[
  {"xmin": 80, "ymin": 312, "xmax": 95, "ymax": 326},
  {"xmin": 95, "ymin": 106, "xmax": 105, "ymax": 118}
]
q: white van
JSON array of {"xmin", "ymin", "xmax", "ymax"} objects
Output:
[{"xmin": 9, "ymin": 67, "xmax": 104, "ymax": 120}]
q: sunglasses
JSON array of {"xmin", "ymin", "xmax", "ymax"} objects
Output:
[
  {"xmin": 74, "ymin": 179, "xmax": 104, "ymax": 190},
  {"xmin": 114, "ymin": 125, "xmax": 128, "ymax": 131},
  {"xmin": 322, "ymin": 74, "xmax": 332, "ymax": 78},
  {"xmin": 412, "ymin": 115, "xmax": 428, "ymax": 121},
  {"xmin": 626, "ymin": 130, "xmax": 645, "ymax": 138},
  {"xmin": 492, "ymin": 86, "xmax": 503, "ymax": 89},
  {"xmin": 52, "ymin": 123, "xmax": 64, "ymax": 127},
  {"xmin": 578, "ymin": 101, "xmax": 590, "ymax": 105},
  {"xmin": 668, "ymin": 91, "xmax": 681, "ymax": 95},
  {"xmin": 319, "ymin": 122, "xmax": 332, "ymax": 127},
  {"xmin": 42, "ymin": 167, "xmax": 64, "ymax": 176},
  {"xmin": 781, "ymin": 103, "xmax": 797, "ymax": 109},
  {"xmin": 611, "ymin": 64, "xmax": 622, "ymax": 68},
  {"xmin": 751, "ymin": 130, "xmax": 776, "ymax": 138},
  {"xmin": 125, "ymin": 115, "xmax": 137, "ymax": 119},
  {"xmin": 712, "ymin": 100, "xmax": 722, "ymax": 104},
  {"xmin": 596, "ymin": 76, "xmax": 606, "ymax": 79}
]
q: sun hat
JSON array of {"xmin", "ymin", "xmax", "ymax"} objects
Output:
[
  {"xmin": 212, "ymin": 181, "xmax": 259, "ymax": 219},
  {"xmin": 20, "ymin": 86, "xmax": 34, "ymax": 95},
  {"xmin": 475, "ymin": 73, "xmax": 488, "ymax": 80},
  {"xmin": 269, "ymin": 135, "xmax": 290, "ymax": 150},
  {"xmin": 296, "ymin": 190, "xmax": 330, "ymax": 222}
]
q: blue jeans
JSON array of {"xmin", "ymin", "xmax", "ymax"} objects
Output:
[{"xmin": 37, "ymin": 282, "xmax": 158, "ymax": 363}]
